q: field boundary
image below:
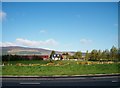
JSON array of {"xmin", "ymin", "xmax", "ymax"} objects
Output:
[{"xmin": 1, "ymin": 73, "xmax": 120, "ymax": 78}]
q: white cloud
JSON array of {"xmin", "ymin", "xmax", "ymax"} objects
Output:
[
  {"xmin": 0, "ymin": 11, "xmax": 6, "ymax": 21},
  {"xmin": 16, "ymin": 38, "xmax": 57, "ymax": 47},
  {"xmin": 80, "ymin": 39, "xmax": 93, "ymax": 45},
  {"xmin": 16, "ymin": 38, "xmax": 58, "ymax": 47},
  {"xmin": 40, "ymin": 30, "xmax": 46, "ymax": 33},
  {"xmin": 1, "ymin": 38, "xmax": 58, "ymax": 48},
  {"xmin": 0, "ymin": 42, "xmax": 17, "ymax": 47}
]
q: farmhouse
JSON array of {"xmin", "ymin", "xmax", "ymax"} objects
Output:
[{"xmin": 51, "ymin": 54, "xmax": 63, "ymax": 60}]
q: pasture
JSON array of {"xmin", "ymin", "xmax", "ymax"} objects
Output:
[{"xmin": 2, "ymin": 60, "xmax": 120, "ymax": 76}]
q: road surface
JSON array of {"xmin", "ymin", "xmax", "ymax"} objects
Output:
[{"xmin": 1, "ymin": 75, "xmax": 120, "ymax": 88}]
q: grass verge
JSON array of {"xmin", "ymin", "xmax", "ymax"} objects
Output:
[{"xmin": 2, "ymin": 60, "xmax": 120, "ymax": 76}]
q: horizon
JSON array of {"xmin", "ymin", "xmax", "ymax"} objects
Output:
[
  {"xmin": 1, "ymin": 45, "xmax": 118, "ymax": 53},
  {"xmin": 1, "ymin": 2, "xmax": 118, "ymax": 52}
]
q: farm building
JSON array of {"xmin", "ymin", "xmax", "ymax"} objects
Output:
[
  {"xmin": 20, "ymin": 55, "xmax": 49, "ymax": 60},
  {"xmin": 51, "ymin": 54, "xmax": 63, "ymax": 60}
]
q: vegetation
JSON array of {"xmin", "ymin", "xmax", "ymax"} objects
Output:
[
  {"xmin": 50, "ymin": 50, "xmax": 55, "ymax": 61},
  {"xmin": 62, "ymin": 52, "xmax": 70, "ymax": 59},
  {"xmin": 2, "ymin": 60, "xmax": 120, "ymax": 76},
  {"xmin": 2, "ymin": 55, "xmax": 43, "ymax": 61},
  {"xmin": 2, "ymin": 46, "xmax": 120, "ymax": 62},
  {"xmin": 1, "ymin": 46, "xmax": 120, "ymax": 76},
  {"xmin": 64, "ymin": 46, "xmax": 120, "ymax": 61},
  {"xmin": 85, "ymin": 50, "xmax": 89, "ymax": 61},
  {"xmin": 73, "ymin": 51, "xmax": 82, "ymax": 59}
]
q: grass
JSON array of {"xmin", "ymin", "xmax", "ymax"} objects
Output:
[{"xmin": 2, "ymin": 60, "xmax": 120, "ymax": 76}]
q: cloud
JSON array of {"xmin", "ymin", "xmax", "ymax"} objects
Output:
[
  {"xmin": 1, "ymin": 38, "xmax": 58, "ymax": 48},
  {"xmin": 0, "ymin": 42, "xmax": 17, "ymax": 47},
  {"xmin": 80, "ymin": 39, "xmax": 93, "ymax": 45},
  {"xmin": 0, "ymin": 11, "xmax": 6, "ymax": 21},
  {"xmin": 16, "ymin": 38, "xmax": 58, "ymax": 47},
  {"xmin": 40, "ymin": 30, "xmax": 47, "ymax": 33}
]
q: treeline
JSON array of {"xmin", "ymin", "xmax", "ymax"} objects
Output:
[
  {"xmin": 2, "ymin": 46, "xmax": 120, "ymax": 62},
  {"xmin": 2, "ymin": 55, "xmax": 43, "ymax": 61},
  {"xmin": 62, "ymin": 46, "xmax": 120, "ymax": 61}
]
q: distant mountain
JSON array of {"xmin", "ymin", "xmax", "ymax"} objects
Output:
[
  {"xmin": 0, "ymin": 46, "xmax": 85, "ymax": 56},
  {"xmin": 1, "ymin": 46, "xmax": 52, "ymax": 55}
]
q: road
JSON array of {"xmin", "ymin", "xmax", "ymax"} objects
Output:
[{"xmin": 1, "ymin": 75, "xmax": 120, "ymax": 88}]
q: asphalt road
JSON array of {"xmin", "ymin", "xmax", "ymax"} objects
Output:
[{"xmin": 1, "ymin": 75, "xmax": 120, "ymax": 88}]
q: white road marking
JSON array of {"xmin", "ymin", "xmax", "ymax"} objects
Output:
[
  {"xmin": 112, "ymin": 80, "xmax": 118, "ymax": 82},
  {"xmin": 93, "ymin": 76, "xmax": 118, "ymax": 79},
  {"xmin": 57, "ymin": 77, "xmax": 86, "ymax": 80},
  {"xmin": 20, "ymin": 82, "xmax": 40, "ymax": 85}
]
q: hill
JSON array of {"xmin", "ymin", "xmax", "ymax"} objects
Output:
[{"xmin": 1, "ymin": 46, "xmax": 77, "ymax": 56}]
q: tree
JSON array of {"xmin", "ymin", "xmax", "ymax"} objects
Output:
[
  {"xmin": 74, "ymin": 51, "xmax": 82, "ymax": 59},
  {"xmin": 85, "ymin": 50, "xmax": 89, "ymax": 61},
  {"xmin": 100, "ymin": 49, "xmax": 109, "ymax": 61},
  {"xmin": 97, "ymin": 50, "xmax": 102, "ymax": 61},
  {"xmin": 63, "ymin": 52, "xmax": 71, "ymax": 59},
  {"xmin": 50, "ymin": 50, "xmax": 55, "ymax": 61},
  {"xmin": 110, "ymin": 46, "xmax": 118, "ymax": 61},
  {"xmin": 89, "ymin": 49, "xmax": 98, "ymax": 61},
  {"xmin": 117, "ymin": 48, "xmax": 120, "ymax": 61},
  {"xmin": 104, "ymin": 49, "xmax": 110, "ymax": 61},
  {"xmin": 65, "ymin": 52, "xmax": 69, "ymax": 59},
  {"xmin": 69, "ymin": 55, "xmax": 74, "ymax": 59}
]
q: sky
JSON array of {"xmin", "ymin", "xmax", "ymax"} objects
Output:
[
  {"xmin": 0, "ymin": 2, "xmax": 118, "ymax": 52},
  {"xmin": 2, "ymin": 0, "xmax": 120, "ymax": 2}
]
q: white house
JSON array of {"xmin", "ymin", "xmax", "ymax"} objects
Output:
[{"xmin": 51, "ymin": 54, "xmax": 62, "ymax": 60}]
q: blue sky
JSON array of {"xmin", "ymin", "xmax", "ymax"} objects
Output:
[
  {"xmin": 2, "ymin": 0, "xmax": 120, "ymax": 2},
  {"xmin": 1, "ymin": 2, "xmax": 118, "ymax": 52}
]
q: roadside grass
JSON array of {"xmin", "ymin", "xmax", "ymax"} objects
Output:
[
  {"xmin": 2, "ymin": 60, "xmax": 120, "ymax": 76},
  {"xmin": 3, "ymin": 60, "xmax": 50, "ymax": 65}
]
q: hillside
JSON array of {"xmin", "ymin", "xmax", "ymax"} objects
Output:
[{"xmin": 1, "ymin": 46, "xmax": 77, "ymax": 56}]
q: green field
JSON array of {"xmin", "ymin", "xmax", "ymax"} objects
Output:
[{"xmin": 2, "ymin": 60, "xmax": 120, "ymax": 76}]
